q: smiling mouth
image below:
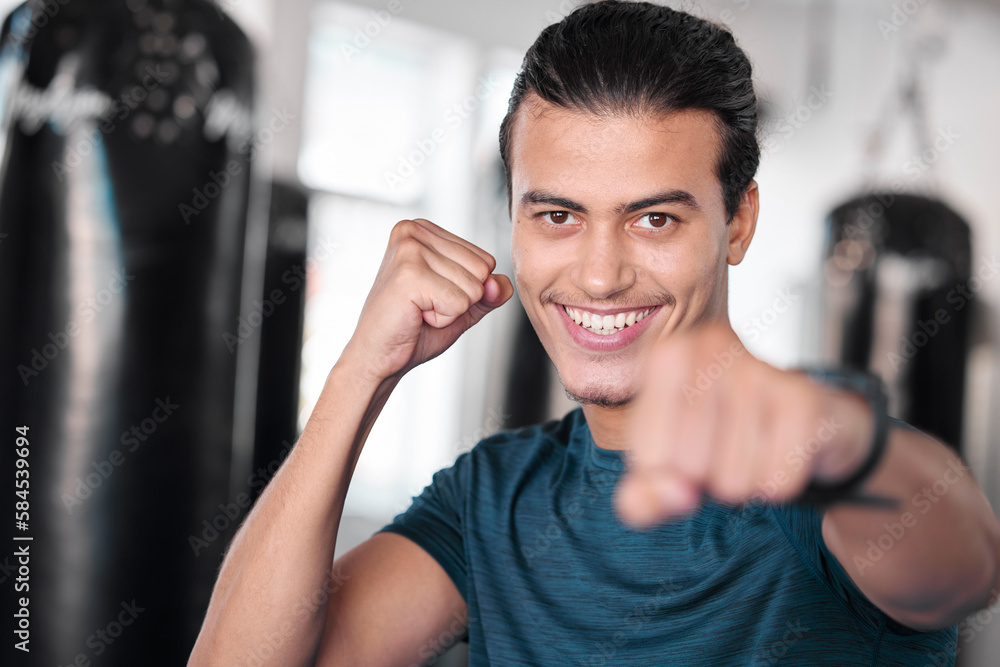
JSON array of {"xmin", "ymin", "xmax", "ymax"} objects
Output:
[{"xmin": 562, "ymin": 305, "xmax": 654, "ymax": 335}]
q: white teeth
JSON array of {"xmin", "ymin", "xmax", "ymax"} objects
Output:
[{"xmin": 564, "ymin": 305, "xmax": 654, "ymax": 334}]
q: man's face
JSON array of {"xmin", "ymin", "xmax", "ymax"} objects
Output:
[{"xmin": 509, "ymin": 96, "xmax": 755, "ymax": 407}]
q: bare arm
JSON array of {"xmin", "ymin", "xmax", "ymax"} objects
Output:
[
  {"xmin": 820, "ymin": 414, "xmax": 1000, "ymax": 631},
  {"xmin": 315, "ymin": 532, "xmax": 468, "ymax": 666},
  {"xmin": 188, "ymin": 219, "xmax": 512, "ymax": 665},
  {"xmin": 187, "ymin": 358, "xmax": 395, "ymax": 666},
  {"xmin": 615, "ymin": 322, "xmax": 1000, "ymax": 631}
]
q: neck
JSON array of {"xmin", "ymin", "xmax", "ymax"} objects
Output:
[{"xmin": 581, "ymin": 401, "xmax": 636, "ymax": 451}]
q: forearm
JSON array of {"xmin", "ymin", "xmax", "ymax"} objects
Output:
[
  {"xmin": 189, "ymin": 356, "xmax": 397, "ymax": 666},
  {"xmin": 186, "ymin": 217, "xmax": 512, "ymax": 664},
  {"xmin": 821, "ymin": 412, "xmax": 1000, "ymax": 629}
]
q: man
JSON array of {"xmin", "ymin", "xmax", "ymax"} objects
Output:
[{"xmin": 190, "ymin": 1, "xmax": 1000, "ymax": 665}]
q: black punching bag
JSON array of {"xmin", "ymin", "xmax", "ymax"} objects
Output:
[
  {"xmin": 819, "ymin": 193, "xmax": 972, "ymax": 451},
  {"xmin": 0, "ymin": 1, "xmax": 260, "ymax": 664}
]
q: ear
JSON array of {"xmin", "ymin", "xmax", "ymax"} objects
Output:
[{"xmin": 727, "ymin": 180, "xmax": 759, "ymax": 266}]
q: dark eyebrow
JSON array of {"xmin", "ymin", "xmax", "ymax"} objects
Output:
[
  {"xmin": 519, "ymin": 188, "xmax": 701, "ymax": 216},
  {"xmin": 520, "ymin": 190, "xmax": 589, "ymax": 214},
  {"xmin": 615, "ymin": 190, "xmax": 702, "ymax": 215}
]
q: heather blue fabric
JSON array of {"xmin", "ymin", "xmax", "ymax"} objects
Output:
[{"xmin": 379, "ymin": 408, "xmax": 957, "ymax": 666}]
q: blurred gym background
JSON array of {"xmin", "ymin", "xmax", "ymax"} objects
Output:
[{"xmin": 0, "ymin": 0, "xmax": 997, "ymax": 665}]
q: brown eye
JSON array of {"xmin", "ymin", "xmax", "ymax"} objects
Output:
[
  {"xmin": 544, "ymin": 211, "xmax": 574, "ymax": 224},
  {"xmin": 636, "ymin": 212, "xmax": 673, "ymax": 229}
]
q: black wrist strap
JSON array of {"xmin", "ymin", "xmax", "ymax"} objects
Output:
[{"xmin": 795, "ymin": 368, "xmax": 898, "ymax": 509}]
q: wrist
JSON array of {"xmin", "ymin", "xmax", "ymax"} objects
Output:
[
  {"xmin": 333, "ymin": 342, "xmax": 400, "ymax": 398},
  {"xmin": 796, "ymin": 367, "xmax": 896, "ymax": 508},
  {"xmin": 811, "ymin": 385, "xmax": 874, "ymax": 484},
  {"xmin": 303, "ymin": 351, "xmax": 402, "ymax": 455}
]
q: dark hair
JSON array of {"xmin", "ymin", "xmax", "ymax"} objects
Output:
[{"xmin": 499, "ymin": 0, "xmax": 759, "ymax": 223}]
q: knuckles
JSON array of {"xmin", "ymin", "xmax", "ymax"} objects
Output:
[
  {"xmin": 389, "ymin": 218, "xmax": 422, "ymax": 244},
  {"xmin": 443, "ymin": 284, "xmax": 474, "ymax": 313},
  {"xmin": 469, "ymin": 256, "xmax": 493, "ymax": 284},
  {"xmin": 633, "ymin": 325, "xmax": 828, "ymax": 512},
  {"xmin": 392, "ymin": 235, "xmax": 427, "ymax": 266},
  {"xmin": 388, "ymin": 218, "xmax": 497, "ymax": 284}
]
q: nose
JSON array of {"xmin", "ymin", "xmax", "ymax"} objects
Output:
[{"xmin": 569, "ymin": 224, "xmax": 637, "ymax": 299}]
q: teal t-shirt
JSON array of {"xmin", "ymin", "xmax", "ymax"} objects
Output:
[{"xmin": 380, "ymin": 408, "xmax": 957, "ymax": 665}]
